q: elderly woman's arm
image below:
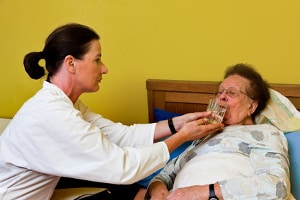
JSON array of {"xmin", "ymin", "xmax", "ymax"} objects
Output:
[{"xmin": 145, "ymin": 143, "xmax": 194, "ymax": 199}]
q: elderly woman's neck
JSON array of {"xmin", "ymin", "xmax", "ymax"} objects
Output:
[
  {"xmin": 243, "ymin": 117, "xmax": 255, "ymax": 125},
  {"xmin": 224, "ymin": 117, "xmax": 255, "ymax": 126}
]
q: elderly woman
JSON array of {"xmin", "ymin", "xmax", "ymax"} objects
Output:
[{"xmin": 145, "ymin": 63, "xmax": 290, "ymax": 200}]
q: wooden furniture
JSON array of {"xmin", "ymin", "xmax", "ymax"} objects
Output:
[{"xmin": 146, "ymin": 79, "xmax": 300, "ymax": 122}]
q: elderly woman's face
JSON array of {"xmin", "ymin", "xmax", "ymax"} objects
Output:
[{"xmin": 216, "ymin": 75, "xmax": 257, "ymax": 126}]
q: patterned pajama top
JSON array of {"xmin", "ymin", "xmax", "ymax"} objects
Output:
[{"xmin": 147, "ymin": 124, "xmax": 290, "ymax": 200}]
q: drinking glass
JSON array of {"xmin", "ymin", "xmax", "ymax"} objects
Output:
[{"xmin": 206, "ymin": 98, "xmax": 227, "ymax": 124}]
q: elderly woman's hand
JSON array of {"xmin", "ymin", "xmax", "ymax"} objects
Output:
[
  {"xmin": 166, "ymin": 185, "xmax": 208, "ymax": 200},
  {"xmin": 148, "ymin": 181, "xmax": 169, "ymax": 200},
  {"xmin": 166, "ymin": 184, "xmax": 223, "ymax": 200}
]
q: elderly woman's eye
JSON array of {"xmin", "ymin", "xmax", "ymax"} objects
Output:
[
  {"xmin": 227, "ymin": 88, "xmax": 239, "ymax": 97},
  {"xmin": 216, "ymin": 90, "xmax": 223, "ymax": 96},
  {"xmin": 228, "ymin": 91, "xmax": 236, "ymax": 96}
]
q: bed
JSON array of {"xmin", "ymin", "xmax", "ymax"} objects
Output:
[{"xmin": 146, "ymin": 79, "xmax": 300, "ymax": 200}]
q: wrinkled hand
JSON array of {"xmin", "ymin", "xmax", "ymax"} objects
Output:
[
  {"xmin": 150, "ymin": 194, "xmax": 167, "ymax": 200},
  {"xmin": 149, "ymin": 182, "xmax": 169, "ymax": 200},
  {"xmin": 166, "ymin": 185, "xmax": 207, "ymax": 200}
]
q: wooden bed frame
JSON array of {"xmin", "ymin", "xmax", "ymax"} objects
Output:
[{"xmin": 146, "ymin": 79, "xmax": 300, "ymax": 123}]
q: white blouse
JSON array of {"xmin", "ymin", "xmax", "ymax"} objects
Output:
[{"xmin": 0, "ymin": 81, "xmax": 169, "ymax": 200}]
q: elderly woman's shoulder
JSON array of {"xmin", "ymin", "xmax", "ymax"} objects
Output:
[
  {"xmin": 254, "ymin": 123, "xmax": 282, "ymax": 130},
  {"xmin": 224, "ymin": 123, "xmax": 280, "ymax": 131},
  {"xmin": 223, "ymin": 124, "xmax": 284, "ymax": 137}
]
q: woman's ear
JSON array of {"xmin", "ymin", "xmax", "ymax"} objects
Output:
[
  {"xmin": 248, "ymin": 100, "xmax": 258, "ymax": 115},
  {"xmin": 64, "ymin": 55, "xmax": 76, "ymax": 73}
]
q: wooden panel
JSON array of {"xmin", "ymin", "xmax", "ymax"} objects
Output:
[
  {"xmin": 165, "ymin": 92, "xmax": 215, "ymax": 104},
  {"xmin": 271, "ymin": 84, "xmax": 300, "ymax": 97},
  {"xmin": 165, "ymin": 102, "xmax": 207, "ymax": 114}
]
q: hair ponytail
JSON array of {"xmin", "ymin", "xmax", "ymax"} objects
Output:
[{"xmin": 23, "ymin": 52, "xmax": 45, "ymax": 80}]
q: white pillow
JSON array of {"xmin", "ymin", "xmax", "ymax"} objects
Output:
[{"xmin": 255, "ymin": 89, "xmax": 300, "ymax": 133}]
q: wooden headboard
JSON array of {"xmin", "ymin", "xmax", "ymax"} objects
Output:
[{"xmin": 146, "ymin": 79, "xmax": 300, "ymax": 123}]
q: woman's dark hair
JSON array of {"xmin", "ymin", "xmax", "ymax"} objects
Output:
[
  {"xmin": 224, "ymin": 63, "xmax": 270, "ymax": 118},
  {"xmin": 23, "ymin": 23, "xmax": 100, "ymax": 80}
]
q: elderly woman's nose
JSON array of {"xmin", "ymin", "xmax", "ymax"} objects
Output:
[{"xmin": 217, "ymin": 92, "xmax": 228, "ymax": 102}]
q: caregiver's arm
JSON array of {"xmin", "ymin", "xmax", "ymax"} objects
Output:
[
  {"xmin": 153, "ymin": 111, "xmax": 222, "ymax": 141},
  {"xmin": 155, "ymin": 112, "xmax": 224, "ymax": 153}
]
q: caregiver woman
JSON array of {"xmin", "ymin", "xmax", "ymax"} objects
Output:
[{"xmin": 0, "ymin": 23, "xmax": 223, "ymax": 199}]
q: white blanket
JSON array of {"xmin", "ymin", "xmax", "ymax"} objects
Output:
[{"xmin": 173, "ymin": 152, "xmax": 254, "ymax": 189}]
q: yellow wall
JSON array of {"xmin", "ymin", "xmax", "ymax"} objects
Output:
[{"xmin": 1, "ymin": 1, "xmax": 300, "ymax": 124}]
